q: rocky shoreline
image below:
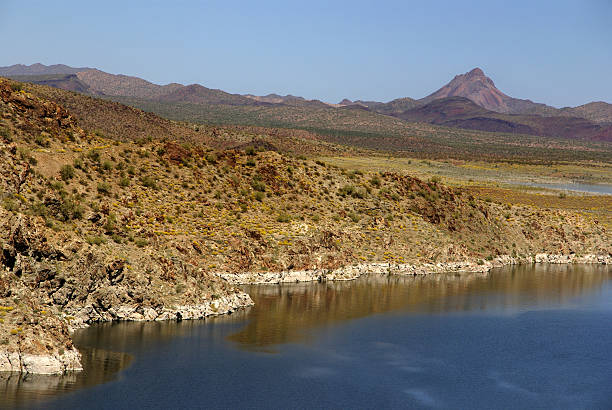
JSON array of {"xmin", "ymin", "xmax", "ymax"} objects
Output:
[
  {"xmin": 216, "ymin": 253, "xmax": 611, "ymax": 285},
  {"xmin": 0, "ymin": 292, "xmax": 253, "ymax": 375},
  {"xmin": 1, "ymin": 253, "xmax": 609, "ymax": 375}
]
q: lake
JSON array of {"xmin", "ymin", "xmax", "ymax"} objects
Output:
[
  {"xmin": 3, "ymin": 264, "xmax": 612, "ymax": 409},
  {"xmin": 518, "ymin": 182, "xmax": 612, "ymax": 195}
]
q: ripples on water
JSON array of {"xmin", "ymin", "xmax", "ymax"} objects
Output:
[{"xmin": 2, "ymin": 264, "xmax": 611, "ymax": 409}]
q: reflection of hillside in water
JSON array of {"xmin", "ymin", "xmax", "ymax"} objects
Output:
[
  {"xmin": 0, "ymin": 347, "xmax": 130, "ymax": 408},
  {"xmin": 1, "ymin": 315, "xmax": 252, "ymax": 406},
  {"xmin": 229, "ymin": 264, "xmax": 611, "ymax": 349}
]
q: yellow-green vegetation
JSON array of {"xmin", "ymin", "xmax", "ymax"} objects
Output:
[{"xmin": 0, "ymin": 77, "xmax": 609, "ymax": 365}]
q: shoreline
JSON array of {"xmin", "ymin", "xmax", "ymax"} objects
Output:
[
  {"xmin": 215, "ymin": 253, "xmax": 611, "ymax": 285},
  {"xmin": 1, "ymin": 253, "xmax": 609, "ymax": 375}
]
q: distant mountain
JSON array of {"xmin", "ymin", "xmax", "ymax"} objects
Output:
[
  {"xmin": 365, "ymin": 67, "xmax": 612, "ymax": 124},
  {"xmin": 0, "ymin": 63, "xmax": 93, "ymax": 76},
  {"xmin": 5, "ymin": 74, "xmax": 96, "ymax": 94},
  {"xmin": 245, "ymin": 93, "xmax": 330, "ymax": 108},
  {"xmin": 419, "ymin": 68, "xmax": 547, "ymax": 114},
  {"xmin": 74, "ymin": 69, "xmax": 184, "ymax": 99},
  {"xmin": 561, "ymin": 102, "xmax": 612, "ymax": 124},
  {"xmin": 394, "ymin": 96, "xmax": 612, "ymax": 141},
  {"xmin": 3, "ymin": 63, "xmax": 611, "ymax": 138}
]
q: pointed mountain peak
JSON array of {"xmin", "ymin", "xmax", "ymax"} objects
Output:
[
  {"xmin": 422, "ymin": 67, "xmax": 511, "ymax": 112},
  {"xmin": 467, "ymin": 67, "xmax": 485, "ymax": 77}
]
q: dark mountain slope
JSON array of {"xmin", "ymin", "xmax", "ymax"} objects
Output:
[{"xmin": 394, "ymin": 97, "xmax": 612, "ymax": 141}]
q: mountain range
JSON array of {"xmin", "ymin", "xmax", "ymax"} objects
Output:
[{"xmin": 1, "ymin": 63, "xmax": 611, "ymax": 142}]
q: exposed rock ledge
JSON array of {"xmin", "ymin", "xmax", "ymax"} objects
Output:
[
  {"xmin": 0, "ymin": 292, "xmax": 253, "ymax": 375},
  {"xmin": 216, "ymin": 253, "xmax": 611, "ymax": 285},
  {"xmin": 0, "ymin": 349, "xmax": 82, "ymax": 375},
  {"xmin": 3, "ymin": 254, "xmax": 608, "ymax": 374},
  {"xmin": 65, "ymin": 291, "xmax": 254, "ymax": 330}
]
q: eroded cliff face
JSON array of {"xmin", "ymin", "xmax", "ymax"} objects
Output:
[{"xmin": 0, "ymin": 209, "xmax": 253, "ymax": 373}]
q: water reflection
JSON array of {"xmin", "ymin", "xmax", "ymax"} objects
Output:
[
  {"xmin": 1, "ymin": 314, "xmax": 251, "ymax": 408},
  {"xmin": 1, "ymin": 264, "xmax": 609, "ymax": 407},
  {"xmin": 229, "ymin": 264, "xmax": 611, "ymax": 349},
  {"xmin": 1, "ymin": 347, "xmax": 130, "ymax": 408}
]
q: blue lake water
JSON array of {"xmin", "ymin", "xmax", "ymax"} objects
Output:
[
  {"xmin": 3, "ymin": 264, "xmax": 612, "ymax": 409},
  {"xmin": 519, "ymin": 182, "xmax": 612, "ymax": 195}
]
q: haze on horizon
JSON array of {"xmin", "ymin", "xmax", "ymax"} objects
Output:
[{"xmin": 1, "ymin": 0, "xmax": 611, "ymax": 107}]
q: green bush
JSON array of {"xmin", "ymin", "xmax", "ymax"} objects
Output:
[
  {"xmin": 87, "ymin": 150, "xmax": 100, "ymax": 162},
  {"xmin": 205, "ymin": 153, "xmax": 217, "ymax": 164},
  {"xmin": 134, "ymin": 237, "xmax": 148, "ymax": 248},
  {"xmin": 251, "ymin": 180, "xmax": 266, "ymax": 192},
  {"xmin": 140, "ymin": 176, "xmax": 157, "ymax": 189},
  {"xmin": 119, "ymin": 177, "xmax": 130, "ymax": 187},
  {"xmin": 97, "ymin": 182, "xmax": 111, "ymax": 195},
  {"xmin": 0, "ymin": 126, "xmax": 11, "ymax": 141},
  {"xmin": 60, "ymin": 164, "xmax": 75, "ymax": 181},
  {"xmin": 86, "ymin": 236, "xmax": 106, "ymax": 245},
  {"xmin": 73, "ymin": 157, "xmax": 84, "ymax": 170},
  {"xmin": 277, "ymin": 213, "xmax": 291, "ymax": 223},
  {"xmin": 59, "ymin": 198, "xmax": 84, "ymax": 221}
]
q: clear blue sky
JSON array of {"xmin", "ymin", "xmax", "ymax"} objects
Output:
[{"xmin": 1, "ymin": 0, "xmax": 611, "ymax": 107}]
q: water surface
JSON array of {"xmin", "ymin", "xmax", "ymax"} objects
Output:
[
  {"xmin": 517, "ymin": 181, "xmax": 612, "ymax": 195},
  {"xmin": 4, "ymin": 264, "xmax": 612, "ymax": 409}
]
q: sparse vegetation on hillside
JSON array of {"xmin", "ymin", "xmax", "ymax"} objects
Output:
[{"xmin": 0, "ymin": 77, "xmax": 609, "ymax": 367}]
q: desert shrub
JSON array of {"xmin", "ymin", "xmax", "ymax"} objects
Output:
[
  {"xmin": 369, "ymin": 176, "xmax": 381, "ymax": 187},
  {"xmin": 73, "ymin": 157, "xmax": 84, "ymax": 170},
  {"xmin": 140, "ymin": 176, "xmax": 157, "ymax": 189},
  {"xmin": 60, "ymin": 164, "xmax": 75, "ymax": 181},
  {"xmin": 338, "ymin": 185, "xmax": 355, "ymax": 197},
  {"xmin": 0, "ymin": 126, "xmax": 11, "ymax": 141},
  {"xmin": 277, "ymin": 213, "xmax": 291, "ymax": 223},
  {"xmin": 119, "ymin": 177, "xmax": 130, "ymax": 187},
  {"xmin": 97, "ymin": 182, "xmax": 111, "ymax": 195},
  {"xmin": 246, "ymin": 158, "xmax": 256, "ymax": 167},
  {"xmin": 205, "ymin": 153, "xmax": 217, "ymax": 164},
  {"xmin": 59, "ymin": 198, "xmax": 84, "ymax": 221},
  {"xmin": 102, "ymin": 161, "xmax": 114, "ymax": 171},
  {"xmin": 254, "ymin": 191, "xmax": 265, "ymax": 202},
  {"xmin": 134, "ymin": 237, "xmax": 148, "ymax": 248},
  {"xmin": 87, "ymin": 150, "xmax": 100, "ymax": 162},
  {"xmin": 251, "ymin": 180, "xmax": 266, "ymax": 192},
  {"xmin": 30, "ymin": 201, "xmax": 48, "ymax": 217},
  {"xmin": 86, "ymin": 236, "xmax": 106, "ymax": 245},
  {"xmin": 1, "ymin": 198, "xmax": 19, "ymax": 212},
  {"xmin": 49, "ymin": 181, "xmax": 64, "ymax": 191},
  {"xmin": 103, "ymin": 213, "xmax": 117, "ymax": 232},
  {"xmin": 245, "ymin": 146, "xmax": 256, "ymax": 156},
  {"xmin": 34, "ymin": 134, "xmax": 49, "ymax": 147}
]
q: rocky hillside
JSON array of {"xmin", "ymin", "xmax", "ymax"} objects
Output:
[{"xmin": 0, "ymin": 77, "xmax": 609, "ymax": 373}]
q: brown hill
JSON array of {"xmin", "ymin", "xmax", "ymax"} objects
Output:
[
  {"xmin": 6, "ymin": 74, "xmax": 96, "ymax": 95},
  {"xmin": 75, "ymin": 69, "xmax": 184, "ymax": 99},
  {"xmin": 420, "ymin": 68, "xmax": 544, "ymax": 114},
  {"xmin": 0, "ymin": 63, "xmax": 93, "ymax": 76},
  {"xmin": 156, "ymin": 83, "xmax": 256, "ymax": 105},
  {"xmin": 395, "ymin": 97, "xmax": 612, "ymax": 141}
]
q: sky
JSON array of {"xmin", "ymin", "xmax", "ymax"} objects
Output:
[{"xmin": 1, "ymin": 0, "xmax": 611, "ymax": 107}]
